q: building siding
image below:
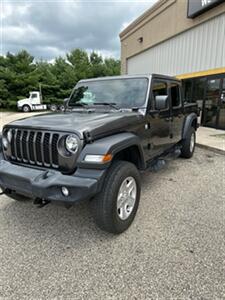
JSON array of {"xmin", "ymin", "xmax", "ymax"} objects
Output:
[{"xmin": 126, "ymin": 13, "xmax": 225, "ymax": 76}]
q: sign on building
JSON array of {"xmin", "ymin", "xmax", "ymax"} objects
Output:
[{"xmin": 187, "ymin": 0, "xmax": 224, "ymax": 18}]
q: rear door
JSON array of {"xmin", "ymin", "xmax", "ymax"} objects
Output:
[
  {"xmin": 146, "ymin": 79, "xmax": 173, "ymax": 159},
  {"xmin": 169, "ymin": 81, "xmax": 184, "ymax": 143}
]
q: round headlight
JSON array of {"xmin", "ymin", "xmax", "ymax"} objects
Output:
[
  {"xmin": 2, "ymin": 136, "xmax": 8, "ymax": 150},
  {"xmin": 65, "ymin": 134, "xmax": 79, "ymax": 153}
]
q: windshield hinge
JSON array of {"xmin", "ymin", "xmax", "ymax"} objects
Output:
[{"xmin": 83, "ymin": 130, "xmax": 93, "ymax": 143}]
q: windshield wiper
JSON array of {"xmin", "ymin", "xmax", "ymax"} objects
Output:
[
  {"xmin": 69, "ymin": 102, "xmax": 89, "ymax": 108},
  {"xmin": 93, "ymin": 102, "xmax": 120, "ymax": 110}
]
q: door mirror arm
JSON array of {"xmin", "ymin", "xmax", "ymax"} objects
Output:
[{"xmin": 149, "ymin": 110, "xmax": 159, "ymax": 118}]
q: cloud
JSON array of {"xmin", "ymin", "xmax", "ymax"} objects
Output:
[{"xmin": 1, "ymin": 0, "xmax": 156, "ymax": 60}]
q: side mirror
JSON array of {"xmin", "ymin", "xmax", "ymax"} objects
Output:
[{"xmin": 155, "ymin": 95, "xmax": 168, "ymax": 110}]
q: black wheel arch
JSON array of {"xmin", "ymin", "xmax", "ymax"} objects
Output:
[
  {"xmin": 182, "ymin": 113, "xmax": 198, "ymax": 140},
  {"xmin": 77, "ymin": 132, "xmax": 146, "ymax": 170}
]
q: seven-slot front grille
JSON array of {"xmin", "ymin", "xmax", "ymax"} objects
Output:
[{"xmin": 9, "ymin": 129, "xmax": 60, "ymax": 168}]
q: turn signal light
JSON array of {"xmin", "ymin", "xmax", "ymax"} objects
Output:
[{"xmin": 102, "ymin": 154, "xmax": 113, "ymax": 162}]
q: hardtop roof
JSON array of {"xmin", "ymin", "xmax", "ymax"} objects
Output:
[{"xmin": 78, "ymin": 74, "xmax": 180, "ymax": 83}]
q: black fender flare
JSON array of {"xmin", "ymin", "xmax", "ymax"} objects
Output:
[
  {"xmin": 182, "ymin": 113, "xmax": 198, "ymax": 140},
  {"xmin": 77, "ymin": 132, "xmax": 146, "ymax": 169}
]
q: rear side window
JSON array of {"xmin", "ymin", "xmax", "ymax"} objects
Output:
[
  {"xmin": 151, "ymin": 81, "xmax": 168, "ymax": 109},
  {"xmin": 170, "ymin": 83, "xmax": 181, "ymax": 107}
]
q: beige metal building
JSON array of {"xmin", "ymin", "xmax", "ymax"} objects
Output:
[{"xmin": 120, "ymin": 0, "xmax": 225, "ymax": 129}]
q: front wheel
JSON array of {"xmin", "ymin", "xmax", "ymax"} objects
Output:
[
  {"xmin": 22, "ymin": 105, "xmax": 30, "ymax": 112},
  {"xmin": 180, "ymin": 127, "xmax": 196, "ymax": 158},
  {"xmin": 92, "ymin": 160, "xmax": 141, "ymax": 234}
]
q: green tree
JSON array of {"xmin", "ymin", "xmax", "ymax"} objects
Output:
[
  {"xmin": 90, "ymin": 51, "xmax": 106, "ymax": 78},
  {"xmin": 51, "ymin": 57, "xmax": 76, "ymax": 99},
  {"xmin": 0, "ymin": 50, "xmax": 39, "ymax": 108},
  {"xmin": 35, "ymin": 61, "xmax": 60, "ymax": 104},
  {"xmin": 0, "ymin": 48, "xmax": 121, "ymax": 110},
  {"xmin": 67, "ymin": 49, "xmax": 92, "ymax": 80},
  {"xmin": 104, "ymin": 58, "xmax": 121, "ymax": 76}
]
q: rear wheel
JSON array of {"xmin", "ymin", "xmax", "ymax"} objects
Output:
[
  {"xmin": 92, "ymin": 160, "xmax": 141, "ymax": 234},
  {"xmin": 180, "ymin": 127, "xmax": 196, "ymax": 158},
  {"xmin": 59, "ymin": 105, "xmax": 65, "ymax": 112},
  {"xmin": 22, "ymin": 105, "xmax": 30, "ymax": 112},
  {"xmin": 50, "ymin": 104, "xmax": 57, "ymax": 112}
]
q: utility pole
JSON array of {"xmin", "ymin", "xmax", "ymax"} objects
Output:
[{"xmin": 39, "ymin": 83, "xmax": 42, "ymax": 103}]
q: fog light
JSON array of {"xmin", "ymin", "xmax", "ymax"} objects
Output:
[{"xmin": 61, "ymin": 186, "xmax": 69, "ymax": 197}]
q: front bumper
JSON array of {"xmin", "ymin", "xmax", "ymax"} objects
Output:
[{"xmin": 0, "ymin": 160, "xmax": 103, "ymax": 203}]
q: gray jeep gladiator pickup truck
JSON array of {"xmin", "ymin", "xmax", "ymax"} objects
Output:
[{"xmin": 0, "ymin": 74, "xmax": 199, "ymax": 233}]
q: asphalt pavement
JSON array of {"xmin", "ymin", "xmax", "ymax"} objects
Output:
[{"xmin": 0, "ymin": 148, "xmax": 224, "ymax": 299}]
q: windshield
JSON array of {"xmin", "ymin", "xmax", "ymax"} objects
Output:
[{"xmin": 68, "ymin": 78, "xmax": 148, "ymax": 109}]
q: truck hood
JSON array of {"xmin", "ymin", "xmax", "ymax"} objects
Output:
[
  {"xmin": 6, "ymin": 111, "xmax": 144, "ymax": 140},
  {"xmin": 17, "ymin": 98, "xmax": 29, "ymax": 105}
]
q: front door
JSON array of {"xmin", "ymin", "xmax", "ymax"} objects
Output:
[
  {"xmin": 146, "ymin": 79, "xmax": 173, "ymax": 159},
  {"xmin": 203, "ymin": 77, "xmax": 225, "ymax": 129}
]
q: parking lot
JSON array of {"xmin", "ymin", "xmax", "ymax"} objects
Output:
[
  {"xmin": 0, "ymin": 144, "xmax": 224, "ymax": 299},
  {"xmin": 0, "ymin": 112, "xmax": 47, "ymax": 132}
]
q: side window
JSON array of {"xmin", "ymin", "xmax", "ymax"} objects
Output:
[
  {"xmin": 151, "ymin": 81, "xmax": 168, "ymax": 109},
  {"xmin": 31, "ymin": 94, "xmax": 37, "ymax": 99},
  {"xmin": 170, "ymin": 83, "xmax": 181, "ymax": 107}
]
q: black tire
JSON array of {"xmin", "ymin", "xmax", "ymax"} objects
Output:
[
  {"xmin": 6, "ymin": 193, "xmax": 30, "ymax": 202},
  {"xmin": 180, "ymin": 127, "xmax": 196, "ymax": 158},
  {"xmin": 22, "ymin": 105, "xmax": 30, "ymax": 112},
  {"xmin": 50, "ymin": 104, "xmax": 57, "ymax": 112},
  {"xmin": 92, "ymin": 160, "xmax": 141, "ymax": 234},
  {"xmin": 59, "ymin": 105, "xmax": 65, "ymax": 112}
]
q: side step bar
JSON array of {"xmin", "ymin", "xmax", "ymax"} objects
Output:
[{"xmin": 147, "ymin": 147, "xmax": 181, "ymax": 172}]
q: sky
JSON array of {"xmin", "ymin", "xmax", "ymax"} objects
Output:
[{"xmin": 0, "ymin": 0, "xmax": 157, "ymax": 61}]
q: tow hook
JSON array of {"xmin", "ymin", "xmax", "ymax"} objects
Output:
[
  {"xmin": 0, "ymin": 187, "xmax": 10, "ymax": 195},
  {"xmin": 33, "ymin": 198, "xmax": 51, "ymax": 208}
]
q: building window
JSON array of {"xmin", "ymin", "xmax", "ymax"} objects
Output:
[
  {"xmin": 183, "ymin": 79, "xmax": 193, "ymax": 103},
  {"xmin": 193, "ymin": 78, "xmax": 205, "ymax": 103}
]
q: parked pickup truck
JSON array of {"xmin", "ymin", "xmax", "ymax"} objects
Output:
[{"xmin": 0, "ymin": 74, "xmax": 199, "ymax": 233}]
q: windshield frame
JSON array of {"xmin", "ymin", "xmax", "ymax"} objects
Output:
[{"xmin": 68, "ymin": 76, "xmax": 151, "ymax": 113}]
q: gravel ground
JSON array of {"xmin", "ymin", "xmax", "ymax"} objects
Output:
[{"xmin": 0, "ymin": 148, "xmax": 224, "ymax": 299}]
